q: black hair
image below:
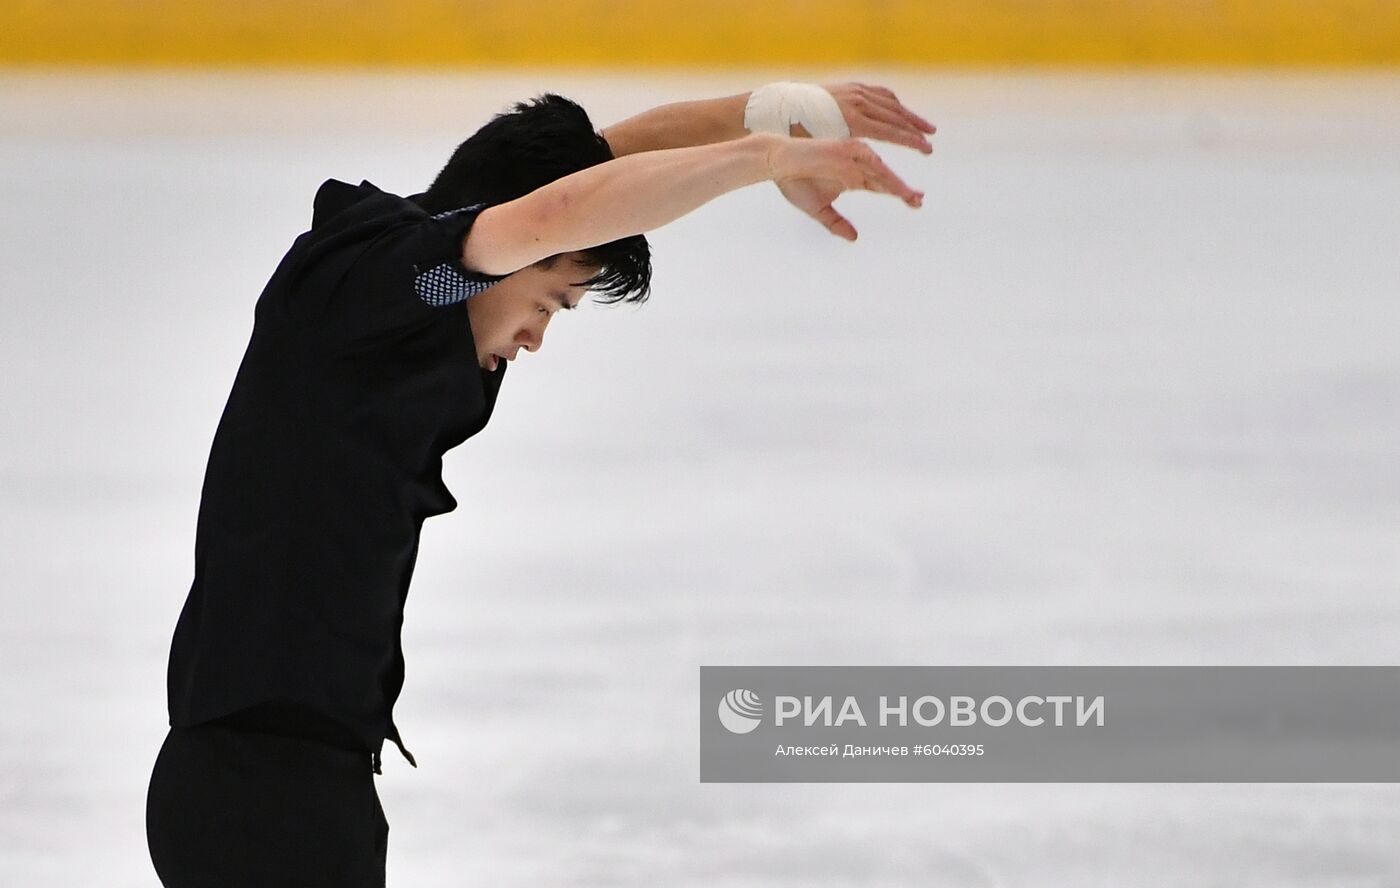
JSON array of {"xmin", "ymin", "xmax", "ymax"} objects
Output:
[{"xmin": 419, "ymin": 93, "xmax": 651, "ymax": 305}]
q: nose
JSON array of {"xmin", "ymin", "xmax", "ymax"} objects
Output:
[{"xmin": 516, "ymin": 323, "xmax": 545, "ymax": 353}]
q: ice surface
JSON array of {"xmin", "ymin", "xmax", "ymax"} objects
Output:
[{"xmin": 1, "ymin": 69, "xmax": 1398, "ymax": 886}]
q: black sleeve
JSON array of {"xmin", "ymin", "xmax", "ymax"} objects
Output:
[
  {"xmin": 297, "ymin": 204, "xmax": 505, "ymax": 352},
  {"xmin": 403, "ymin": 206, "xmax": 508, "ymax": 307}
]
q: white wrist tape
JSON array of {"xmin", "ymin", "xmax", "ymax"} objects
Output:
[{"xmin": 744, "ymin": 82, "xmax": 850, "ymax": 139}]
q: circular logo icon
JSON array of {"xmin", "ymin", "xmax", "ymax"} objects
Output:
[{"xmin": 718, "ymin": 688, "xmax": 764, "ymax": 734}]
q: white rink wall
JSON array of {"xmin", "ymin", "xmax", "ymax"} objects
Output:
[{"xmin": 1, "ymin": 70, "xmax": 1399, "ymax": 887}]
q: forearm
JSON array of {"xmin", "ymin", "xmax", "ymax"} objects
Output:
[
  {"xmin": 465, "ymin": 134, "xmax": 777, "ymax": 275},
  {"xmin": 601, "ymin": 94, "xmax": 751, "ymax": 156}
]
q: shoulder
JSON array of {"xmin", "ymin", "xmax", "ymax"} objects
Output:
[{"xmin": 311, "ymin": 179, "xmax": 424, "ymax": 231}]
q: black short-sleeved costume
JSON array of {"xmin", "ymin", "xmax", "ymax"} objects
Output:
[{"xmin": 163, "ymin": 179, "xmax": 505, "ymax": 770}]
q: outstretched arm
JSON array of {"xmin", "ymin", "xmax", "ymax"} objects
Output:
[
  {"xmin": 601, "ymin": 82, "xmax": 936, "ymax": 157},
  {"xmin": 600, "ymin": 93, "xmax": 750, "ymax": 155},
  {"xmin": 463, "ymin": 133, "xmax": 923, "ymax": 276}
]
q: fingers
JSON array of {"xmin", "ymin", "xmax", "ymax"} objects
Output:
[
  {"xmin": 857, "ymin": 82, "xmax": 937, "ymax": 133},
  {"xmin": 852, "ymin": 102, "xmax": 933, "ymax": 154},
  {"xmin": 870, "ymin": 94, "xmax": 937, "ymax": 144},
  {"xmin": 833, "ymin": 82, "xmax": 936, "ymax": 153},
  {"xmin": 858, "ymin": 122, "xmax": 928, "ymax": 154},
  {"xmin": 811, "ymin": 203, "xmax": 858, "ymax": 242},
  {"xmin": 850, "ymin": 143, "xmax": 923, "ymax": 208}
]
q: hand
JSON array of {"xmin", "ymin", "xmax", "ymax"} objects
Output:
[
  {"xmin": 795, "ymin": 82, "xmax": 936, "ymax": 154},
  {"xmin": 766, "ymin": 137, "xmax": 923, "ymax": 242}
]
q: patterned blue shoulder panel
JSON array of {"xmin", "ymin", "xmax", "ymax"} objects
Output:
[
  {"xmin": 413, "ymin": 206, "xmax": 500, "ymax": 307},
  {"xmin": 414, "ymin": 261, "xmax": 499, "ymax": 307}
]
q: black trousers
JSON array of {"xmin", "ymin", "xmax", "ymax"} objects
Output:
[{"xmin": 146, "ymin": 722, "xmax": 388, "ymax": 888}]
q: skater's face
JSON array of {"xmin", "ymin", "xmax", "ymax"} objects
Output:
[{"xmin": 466, "ymin": 252, "xmax": 595, "ymax": 371}]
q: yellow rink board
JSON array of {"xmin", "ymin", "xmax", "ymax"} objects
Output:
[{"xmin": 2, "ymin": 1, "xmax": 1398, "ymax": 65}]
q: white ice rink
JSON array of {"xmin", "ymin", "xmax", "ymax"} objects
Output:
[{"xmin": 2, "ymin": 69, "xmax": 1399, "ymax": 886}]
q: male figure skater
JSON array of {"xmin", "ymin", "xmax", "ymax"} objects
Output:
[{"xmin": 146, "ymin": 81, "xmax": 933, "ymax": 887}]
